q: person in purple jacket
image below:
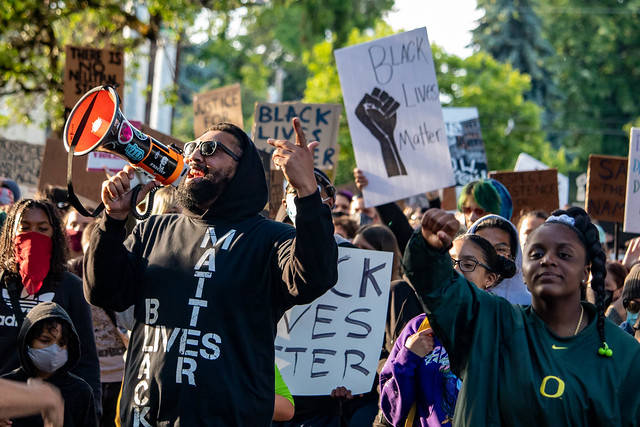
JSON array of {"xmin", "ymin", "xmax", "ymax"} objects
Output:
[{"xmin": 379, "ymin": 234, "xmax": 515, "ymax": 426}]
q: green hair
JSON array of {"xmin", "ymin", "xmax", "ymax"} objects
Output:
[{"xmin": 457, "ymin": 179, "xmax": 501, "ymax": 215}]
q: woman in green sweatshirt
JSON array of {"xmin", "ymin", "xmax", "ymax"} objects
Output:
[{"xmin": 403, "ymin": 206, "xmax": 640, "ymax": 426}]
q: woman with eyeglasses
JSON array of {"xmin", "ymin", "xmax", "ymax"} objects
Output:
[
  {"xmin": 467, "ymin": 215, "xmax": 531, "ymax": 305},
  {"xmin": 378, "ymin": 234, "xmax": 515, "ymax": 426},
  {"xmin": 402, "ymin": 207, "xmax": 640, "ymax": 425}
]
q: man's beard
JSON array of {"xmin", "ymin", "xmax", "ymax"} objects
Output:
[{"xmin": 176, "ymin": 170, "xmax": 232, "ymax": 213}]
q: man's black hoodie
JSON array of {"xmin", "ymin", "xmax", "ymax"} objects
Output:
[
  {"xmin": 2, "ymin": 301, "xmax": 97, "ymax": 426},
  {"xmin": 84, "ymin": 131, "xmax": 338, "ymax": 425}
]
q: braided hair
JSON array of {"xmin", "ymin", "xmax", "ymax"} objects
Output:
[
  {"xmin": 547, "ymin": 207, "xmax": 610, "ymax": 357},
  {"xmin": 0, "ymin": 199, "xmax": 68, "ymax": 286}
]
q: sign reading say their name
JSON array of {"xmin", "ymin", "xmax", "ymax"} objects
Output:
[
  {"xmin": 251, "ymin": 102, "xmax": 342, "ymax": 170},
  {"xmin": 275, "ymin": 247, "xmax": 392, "ymax": 395},
  {"xmin": 586, "ymin": 154, "xmax": 627, "ymax": 223},
  {"xmin": 193, "ymin": 84, "xmax": 244, "ymax": 137},
  {"xmin": 624, "ymin": 128, "xmax": 640, "ymax": 233},
  {"xmin": 64, "ymin": 45, "xmax": 124, "ymax": 111},
  {"xmin": 335, "ymin": 27, "xmax": 455, "ymax": 207}
]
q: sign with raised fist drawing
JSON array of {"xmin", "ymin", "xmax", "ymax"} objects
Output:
[{"xmin": 335, "ymin": 27, "xmax": 455, "ymax": 207}]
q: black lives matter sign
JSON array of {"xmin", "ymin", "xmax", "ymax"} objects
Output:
[{"xmin": 64, "ymin": 45, "xmax": 124, "ymax": 110}]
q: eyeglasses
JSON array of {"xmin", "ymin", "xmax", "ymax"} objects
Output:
[
  {"xmin": 183, "ymin": 140, "xmax": 240, "ymax": 162},
  {"xmin": 624, "ymin": 299, "xmax": 640, "ymax": 314},
  {"xmin": 452, "ymin": 258, "xmax": 493, "ymax": 273}
]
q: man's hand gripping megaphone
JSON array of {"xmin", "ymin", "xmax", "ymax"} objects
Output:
[{"xmin": 102, "ymin": 165, "xmax": 160, "ymax": 221}]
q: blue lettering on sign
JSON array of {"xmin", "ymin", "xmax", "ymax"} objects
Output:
[{"xmin": 125, "ymin": 143, "xmax": 145, "ymax": 162}]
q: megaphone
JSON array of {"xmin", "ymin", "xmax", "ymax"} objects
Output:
[{"xmin": 63, "ymin": 85, "xmax": 188, "ymax": 219}]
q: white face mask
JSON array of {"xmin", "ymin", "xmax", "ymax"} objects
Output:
[
  {"xmin": 285, "ymin": 193, "xmax": 297, "ymax": 225},
  {"xmin": 28, "ymin": 344, "xmax": 68, "ymax": 374}
]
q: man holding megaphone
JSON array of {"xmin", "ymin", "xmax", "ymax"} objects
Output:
[{"xmin": 83, "ymin": 118, "xmax": 338, "ymax": 426}]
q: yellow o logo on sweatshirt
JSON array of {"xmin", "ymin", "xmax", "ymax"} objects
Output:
[{"xmin": 540, "ymin": 376, "xmax": 565, "ymax": 398}]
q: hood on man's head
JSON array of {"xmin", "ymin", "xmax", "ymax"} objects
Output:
[
  {"xmin": 198, "ymin": 123, "xmax": 268, "ymax": 222},
  {"xmin": 17, "ymin": 302, "xmax": 81, "ymax": 377}
]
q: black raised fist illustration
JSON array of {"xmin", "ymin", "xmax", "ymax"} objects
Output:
[{"xmin": 355, "ymin": 88, "xmax": 407, "ymax": 177}]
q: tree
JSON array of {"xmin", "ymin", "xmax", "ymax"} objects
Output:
[
  {"xmin": 471, "ymin": 0, "xmax": 560, "ymax": 138},
  {"xmin": 0, "ymin": 0, "xmax": 242, "ymax": 131},
  {"xmin": 172, "ymin": 1, "xmax": 395, "ymax": 140},
  {"xmin": 537, "ymin": 0, "xmax": 640, "ymax": 163},
  {"xmin": 436, "ymin": 46, "xmax": 574, "ymax": 173}
]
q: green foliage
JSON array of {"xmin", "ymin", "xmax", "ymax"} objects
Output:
[
  {"xmin": 537, "ymin": 0, "xmax": 640, "ymax": 163},
  {"xmin": 472, "ymin": 0, "xmax": 559, "ymax": 114},
  {"xmin": 434, "ymin": 46, "xmax": 573, "ymax": 173}
]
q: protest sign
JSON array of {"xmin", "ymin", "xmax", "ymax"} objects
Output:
[
  {"xmin": 193, "ymin": 84, "xmax": 244, "ymax": 137},
  {"xmin": 64, "ymin": 45, "xmax": 124, "ymax": 112},
  {"xmin": 275, "ymin": 247, "xmax": 392, "ymax": 395},
  {"xmin": 443, "ymin": 107, "xmax": 488, "ymax": 186},
  {"xmin": 335, "ymin": 27, "xmax": 455, "ymax": 207},
  {"xmin": 0, "ymin": 138, "xmax": 45, "ymax": 190},
  {"xmin": 252, "ymin": 102, "xmax": 342, "ymax": 170},
  {"xmin": 586, "ymin": 155, "xmax": 627, "ymax": 223},
  {"xmin": 514, "ymin": 153, "xmax": 569, "ymax": 209},
  {"xmin": 489, "ymin": 169, "xmax": 558, "ymax": 226},
  {"xmin": 624, "ymin": 128, "xmax": 640, "ymax": 233}
]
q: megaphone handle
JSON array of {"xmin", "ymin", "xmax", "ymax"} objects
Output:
[{"xmin": 129, "ymin": 184, "xmax": 159, "ymax": 221}]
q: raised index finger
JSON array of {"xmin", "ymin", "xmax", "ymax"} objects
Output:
[{"xmin": 292, "ymin": 117, "xmax": 308, "ymax": 147}]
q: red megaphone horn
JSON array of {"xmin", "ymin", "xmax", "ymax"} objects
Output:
[{"xmin": 63, "ymin": 85, "xmax": 188, "ymax": 219}]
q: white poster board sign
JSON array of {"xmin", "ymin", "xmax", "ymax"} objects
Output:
[
  {"xmin": 514, "ymin": 153, "xmax": 569, "ymax": 209},
  {"xmin": 624, "ymin": 128, "xmax": 640, "ymax": 233},
  {"xmin": 335, "ymin": 27, "xmax": 455, "ymax": 207},
  {"xmin": 275, "ymin": 247, "xmax": 392, "ymax": 395},
  {"xmin": 86, "ymin": 152, "xmax": 128, "ymax": 172}
]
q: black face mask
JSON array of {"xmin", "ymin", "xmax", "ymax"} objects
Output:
[{"xmin": 603, "ymin": 290, "xmax": 614, "ymax": 308}]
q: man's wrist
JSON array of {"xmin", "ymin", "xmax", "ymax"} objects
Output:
[{"xmin": 294, "ymin": 182, "xmax": 318, "ymax": 198}]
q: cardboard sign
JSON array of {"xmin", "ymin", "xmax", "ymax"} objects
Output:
[
  {"xmin": 335, "ymin": 27, "xmax": 455, "ymax": 207},
  {"xmin": 193, "ymin": 84, "xmax": 244, "ymax": 137},
  {"xmin": 586, "ymin": 155, "xmax": 627, "ymax": 223},
  {"xmin": 624, "ymin": 128, "xmax": 640, "ymax": 233},
  {"xmin": 0, "ymin": 139, "xmax": 45, "ymax": 188},
  {"xmin": 251, "ymin": 102, "xmax": 342, "ymax": 170},
  {"xmin": 443, "ymin": 107, "xmax": 488, "ymax": 186},
  {"xmin": 514, "ymin": 153, "xmax": 569, "ymax": 209},
  {"xmin": 489, "ymin": 169, "xmax": 559, "ymax": 226},
  {"xmin": 275, "ymin": 247, "xmax": 392, "ymax": 395},
  {"xmin": 64, "ymin": 45, "xmax": 124, "ymax": 111}
]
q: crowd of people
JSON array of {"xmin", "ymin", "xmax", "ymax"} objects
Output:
[{"xmin": 1, "ymin": 118, "xmax": 640, "ymax": 426}]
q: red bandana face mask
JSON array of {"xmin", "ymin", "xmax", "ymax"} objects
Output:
[
  {"xmin": 14, "ymin": 232, "xmax": 53, "ymax": 295},
  {"xmin": 66, "ymin": 229, "xmax": 83, "ymax": 253}
]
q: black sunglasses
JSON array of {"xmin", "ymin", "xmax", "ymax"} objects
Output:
[{"xmin": 183, "ymin": 140, "xmax": 240, "ymax": 162}]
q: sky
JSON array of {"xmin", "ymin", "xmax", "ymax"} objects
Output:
[{"xmin": 385, "ymin": 0, "xmax": 482, "ymax": 58}]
